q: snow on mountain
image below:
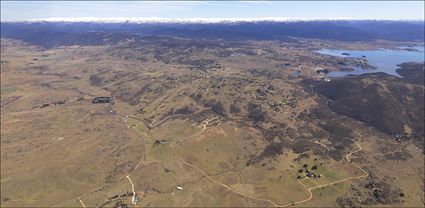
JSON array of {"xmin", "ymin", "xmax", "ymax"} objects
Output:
[{"xmin": 4, "ymin": 17, "xmax": 409, "ymax": 24}]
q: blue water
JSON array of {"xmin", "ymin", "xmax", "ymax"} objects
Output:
[{"xmin": 316, "ymin": 45, "xmax": 425, "ymax": 77}]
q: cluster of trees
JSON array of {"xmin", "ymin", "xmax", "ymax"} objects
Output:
[
  {"xmin": 247, "ymin": 102, "xmax": 267, "ymax": 123},
  {"xmin": 204, "ymin": 99, "xmax": 226, "ymax": 117}
]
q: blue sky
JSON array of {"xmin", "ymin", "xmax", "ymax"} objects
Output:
[{"xmin": 1, "ymin": 1, "xmax": 424, "ymax": 21}]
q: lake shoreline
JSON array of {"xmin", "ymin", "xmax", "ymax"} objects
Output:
[{"xmin": 316, "ymin": 46, "xmax": 425, "ymax": 78}]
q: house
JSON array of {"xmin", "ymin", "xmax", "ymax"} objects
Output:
[
  {"xmin": 52, "ymin": 100, "xmax": 66, "ymax": 105},
  {"xmin": 395, "ymin": 134, "xmax": 407, "ymax": 142},
  {"xmin": 92, "ymin": 96, "xmax": 111, "ymax": 104}
]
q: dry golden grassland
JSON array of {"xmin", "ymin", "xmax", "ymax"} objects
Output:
[{"xmin": 1, "ymin": 38, "xmax": 423, "ymax": 207}]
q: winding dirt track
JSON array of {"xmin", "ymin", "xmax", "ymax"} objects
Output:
[
  {"xmin": 279, "ymin": 141, "xmax": 370, "ymax": 207},
  {"xmin": 175, "ymin": 156, "xmax": 284, "ymax": 207},
  {"xmin": 126, "ymin": 176, "xmax": 137, "ymax": 206},
  {"xmin": 78, "ymin": 198, "xmax": 86, "ymax": 208},
  {"xmin": 113, "ymin": 142, "xmax": 370, "ymax": 207},
  {"xmin": 57, "ymin": 108, "xmax": 389, "ymax": 208}
]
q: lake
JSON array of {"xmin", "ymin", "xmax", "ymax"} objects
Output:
[{"xmin": 316, "ymin": 45, "xmax": 425, "ymax": 77}]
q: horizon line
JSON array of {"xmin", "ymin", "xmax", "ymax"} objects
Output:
[{"xmin": 2, "ymin": 17, "xmax": 424, "ymax": 23}]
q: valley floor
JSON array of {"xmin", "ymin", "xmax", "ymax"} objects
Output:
[{"xmin": 1, "ymin": 38, "xmax": 423, "ymax": 207}]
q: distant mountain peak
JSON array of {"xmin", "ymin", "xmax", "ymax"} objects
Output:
[{"xmin": 4, "ymin": 17, "xmax": 421, "ymax": 24}]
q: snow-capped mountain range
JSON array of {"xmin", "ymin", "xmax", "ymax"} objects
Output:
[{"xmin": 4, "ymin": 17, "xmax": 422, "ymax": 24}]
